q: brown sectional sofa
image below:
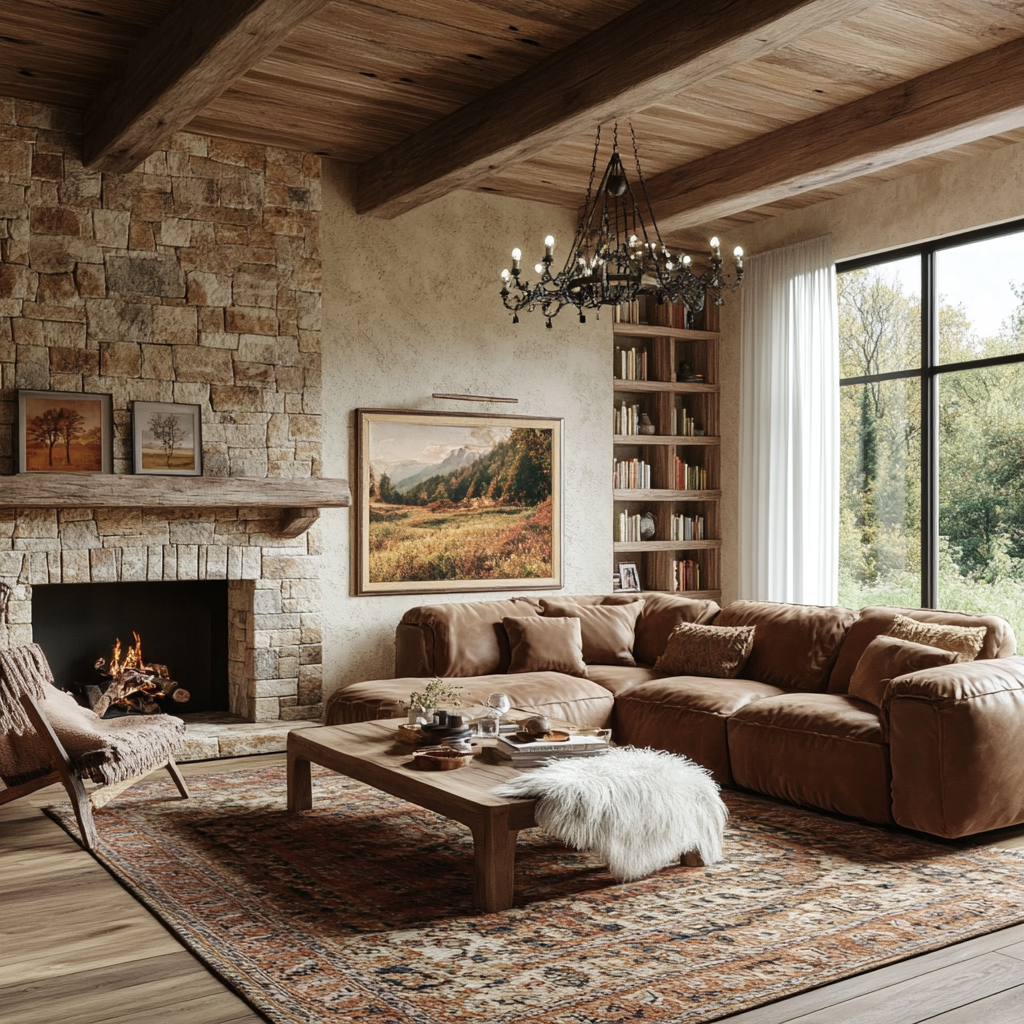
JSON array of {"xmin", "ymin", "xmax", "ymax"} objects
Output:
[{"xmin": 324, "ymin": 594, "xmax": 1022, "ymax": 839}]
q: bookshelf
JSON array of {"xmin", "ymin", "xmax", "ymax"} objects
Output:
[{"xmin": 613, "ymin": 298, "xmax": 723, "ymax": 600}]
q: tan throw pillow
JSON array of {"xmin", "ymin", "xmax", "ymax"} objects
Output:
[
  {"xmin": 502, "ymin": 616, "xmax": 588, "ymax": 677},
  {"xmin": 886, "ymin": 613, "xmax": 986, "ymax": 662},
  {"xmin": 539, "ymin": 599, "xmax": 644, "ymax": 666},
  {"xmin": 654, "ymin": 622, "xmax": 755, "ymax": 679},
  {"xmin": 849, "ymin": 635, "xmax": 959, "ymax": 707}
]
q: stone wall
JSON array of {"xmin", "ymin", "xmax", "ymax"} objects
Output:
[{"xmin": 0, "ymin": 97, "xmax": 324, "ymax": 722}]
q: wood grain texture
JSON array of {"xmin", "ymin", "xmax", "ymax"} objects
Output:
[
  {"xmin": 83, "ymin": 0, "xmax": 333, "ymax": 172},
  {"xmin": 648, "ymin": 33, "xmax": 1024, "ymax": 231},
  {"xmin": 353, "ymin": 0, "xmax": 877, "ymax": 217},
  {"xmin": 0, "ymin": 474, "xmax": 351, "ymax": 510}
]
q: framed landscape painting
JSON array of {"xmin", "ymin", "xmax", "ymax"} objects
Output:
[
  {"xmin": 131, "ymin": 402, "xmax": 203, "ymax": 476},
  {"xmin": 17, "ymin": 390, "xmax": 112, "ymax": 474},
  {"xmin": 357, "ymin": 409, "xmax": 563, "ymax": 595}
]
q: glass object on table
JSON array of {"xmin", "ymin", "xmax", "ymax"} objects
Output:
[{"xmin": 486, "ymin": 692, "xmax": 511, "ymax": 730}]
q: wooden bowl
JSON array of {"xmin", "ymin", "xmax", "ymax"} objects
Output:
[{"xmin": 413, "ymin": 747, "xmax": 474, "ymax": 771}]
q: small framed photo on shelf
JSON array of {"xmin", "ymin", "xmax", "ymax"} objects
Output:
[
  {"xmin": 131, "ymin": 402, "xmax": 203, "ymax": 476},
  {"xmin": 618, "ymin": 562, "xmax": 641, "ymax": 592},
  {"xmin": 17, "ymin": 389, "xmax": 113, "ymax": 474}
]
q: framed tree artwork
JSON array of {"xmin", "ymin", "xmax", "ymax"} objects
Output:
[
  {"xmin": 131, "ymin": 402, "xmax": 203, "ymax": 476},
  {"xmin": 17, "ymin": 390, "xmax": 113, "ymax": 474},
  {"xmin": 356, "ymin": 409, "xmax": 563, "ymax": 595}
]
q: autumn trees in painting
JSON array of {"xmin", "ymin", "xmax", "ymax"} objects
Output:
[{"xmin": 20, "ymin": 393, "xmax": 107, "ymax": 472}]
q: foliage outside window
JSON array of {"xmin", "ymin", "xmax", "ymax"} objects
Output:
[{"xmin": 838, "ymin": 223, "xmax": 1024, "ymax": 642}]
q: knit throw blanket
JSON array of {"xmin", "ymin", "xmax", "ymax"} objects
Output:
[
  {"xmin": 494, "ymin": 746, "xmax": 728, "ymax": 882},
  {"xmin": 0, "ymin": 644, "xmax": 185, "ymax": 787}
]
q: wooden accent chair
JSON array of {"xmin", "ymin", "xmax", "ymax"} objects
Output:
[{"xmin": 0, "ymin": 643, "xmax": 190, "ymax": 850}]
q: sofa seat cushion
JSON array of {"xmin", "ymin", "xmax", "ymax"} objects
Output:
[
  {"xmin": 828, "ymin": 605, "xmax": 1016, "ymax": 694},
  {"xmin": 584, "ymin": 664, "xmax": 663, "ymax": 697},
  {"xmin": 727, "ymin": 693, "xmax": 891, "ymax": 825},
  {"xmin": 716, "ymin": 600, "xmax": 857, "ymax": 693},
  {"xmin": 324, "ymin": 673, "xmax": 615, "ymax": 730},
  {"xmin": 613, "ymin": 677, "xmax": 784, "ymax": 784}
]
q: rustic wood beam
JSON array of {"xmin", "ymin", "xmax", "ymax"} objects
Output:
[
  {"xmin": 83, "ymin": 0, "xmax": 332, "ymax": 173},
  {"xmin": 354, "ymin": 0, "xmax": 875, "ymax": 218},
  {"xmin": 649, "ymin": 36, "xmax": 1024, "ymax": 233}
]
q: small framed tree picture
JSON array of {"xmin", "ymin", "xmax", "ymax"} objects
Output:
[
  {"xmin": 17, "ymin": 390, "xmax": 113, "ymax": 473},
  {"xmin": 131, "ymin": 402, "xmax": 203, "ymax": 476}
]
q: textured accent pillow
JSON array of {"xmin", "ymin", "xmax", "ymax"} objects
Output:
[
  {"xmin": 539, "ymin": 599, "xmax": 644, "ymax": 666},
  {"xmin": 849, "ymin": 635, "xmax": 959, "ymax": 707},
  {"xmin": 502, "ymin": 616, "xmax": 588, "ymax": 677},
  {"xmin": 886, "ymin": 614, "xmax": 986, "ymax": 662},
  {"xmin": 653, "ymin": 622, "xmax": 755, "ymax": 679}
]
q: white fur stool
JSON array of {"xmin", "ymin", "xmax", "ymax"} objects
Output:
[{"xmin": 494, "ymin": 746, "xmax": 728, "ymax": 882}]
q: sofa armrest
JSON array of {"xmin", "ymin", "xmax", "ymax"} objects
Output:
[
  {"xmin": 394, "ymin": 622, "xmax": 433, "ymax": 678},
  {"xmin": 885, "ymin": 657, "xmax": 1024, "ymax": 837}
]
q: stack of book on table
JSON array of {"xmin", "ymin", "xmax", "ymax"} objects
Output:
[{"xmin": 494, "ymin": 732, "xmax": 611, "ymax": 768}]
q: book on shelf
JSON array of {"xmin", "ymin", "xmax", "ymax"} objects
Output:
[
  {"xmin": 614, "ymin": 400, "xmax": 641, "ymax": 435},
  {"xmin": 614, "ymin": 297, "xmax": 695, "ymax": 330},
  {"xmin": 614, "ymin": 345, "xmax": 648, "ymax": 381},
  {"xmin": 618, "ymin": 511, "xmax": 644, "ymax": 543},
  {"xmin": 673, "ymin": 559, "xmax": 701, "ymax": 591},
  {"xmin": 670, "ymin": 514, "xmax": 704, "ymax": 541},
  {"xmin": 673, "ymin": 456, "xmax": 707, "ymax": 490},
  {"xmin": 613, "ymin": 457, "xmax": 652, "ymax": 489}
]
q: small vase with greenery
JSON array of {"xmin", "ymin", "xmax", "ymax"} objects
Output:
[{"xmin": 406, "ymin": 678, "xmax": 463, "ymax": 723}]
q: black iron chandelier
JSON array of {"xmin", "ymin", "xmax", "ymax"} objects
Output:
[{"xmin": 500, "ymin": 125, "xmax": 743, "ymax": 326}]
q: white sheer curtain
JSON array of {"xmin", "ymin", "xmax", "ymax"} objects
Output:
[{"xmin": 738, "ymin": 235, "xmax": 839, "ymax": 604}]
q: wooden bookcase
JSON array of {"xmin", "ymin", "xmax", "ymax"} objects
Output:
[{"xmin": 612, "ymin": 302, "xmax": 723, "ymax": 600}]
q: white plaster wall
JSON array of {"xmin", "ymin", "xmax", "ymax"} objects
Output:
[
  {"xmin": 320, "ymin": 163, "xmax": 611, "ymax": 694},
  {"xmin": 717, "ymin": 140, "xmax": 1024, "ymax": 602}
]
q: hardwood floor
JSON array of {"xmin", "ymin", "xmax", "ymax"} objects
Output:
[{"xmin": 3, "ymin": 754, "xmax": 1024, "ymax": 1024}]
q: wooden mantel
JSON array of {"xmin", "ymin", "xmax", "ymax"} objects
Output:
[{"xmin": 0, "ymin": 475, "xmax": 351, "ymax": 538}]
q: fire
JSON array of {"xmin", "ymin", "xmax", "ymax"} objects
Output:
[
  {"xmin": 93, "ymin": 633, "xmax": 189, "ymax": 715},
  {"xmin": 107, "ymin": 631, "xmax": 147, "ymax": 679}
]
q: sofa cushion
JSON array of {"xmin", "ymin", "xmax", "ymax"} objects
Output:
[
  {"xmin": 323, "ymin": 673, "xmax": 615, "ymax": 730},
  {"xmin": 887, "ymin": 614, "xmax": 986, "ymax": 662},
  {"xmin": 654, "ymin": 622, "xmax": 755, "ymax": 679},
  {"xmin": 728, "ymin": 693, "xmax": 891, "ymax": 824},
  {"xmin": 716, "ymin": 600, "xmax": 857, "ymax": 693},
  {"xmin": 849, "ymin": 635, "xmax": 958, "ymax": 707},
  {"xmin": 540, "ymin": 598, "xmax": 644, "ymax": 666},
  {"xmin": 584, "ymin": 664, "xmax": 663, "ymax": 697},
  {"xmin": 613, "ymin": 676, "xmax": 784, "ymax": 784},
  {"xmin": 503, "ymin": 616, "xmax": 587, "ymax": 677},
  {"xmin": 828, "ymin": 605, "xmax": 1016, "ymax": 694},
  {"xmin": 398, "ymin": 598, "xmax": 542, "ymax": 677},
  {"xmin": 632, "ymin": 593, "xmax": 722, "ymax": 666}
]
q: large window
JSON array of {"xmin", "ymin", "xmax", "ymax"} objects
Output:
[{"xmin": 838, "ymin": 222, "xmax": 1024, "ymax": 640}]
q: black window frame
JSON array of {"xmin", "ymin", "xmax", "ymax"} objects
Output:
[{"xmin": 837, "ymin": 217, "xmax": 1024, "ymax": 608}]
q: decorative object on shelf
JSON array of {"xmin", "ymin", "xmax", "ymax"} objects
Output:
[
  {"xmin": 131, "ymin": 401, "xmax": 203, "ymax": 476},
  {"xmin": 356, "ymin": 409, "xmax": 563, "ymax": 595},
  {"xmin": 499, "ymin": 124, "xmax": 743, "ymax": 325},
  {"xmin": 17, "ymin": 389, "xmax": 113, "ymax": 474},
  {"xmin": 619, "ymin": 562, "xmax": 641, "ymax": 592},
  {"xmin": 638, "ymin": 413, "xmax": 656, "ymax": 435},
  {"xmin": 639, "ymin": 511, "xmax": 656, "ymax": 541}
]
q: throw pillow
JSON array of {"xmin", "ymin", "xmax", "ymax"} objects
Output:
[
  {"xmin": 848, "ymin": 635, "xmax": 959, "ymax": 707},
  {"xmin": 653, "ymin": 622, "xmax": 755, "ymax": 679},
  {"xmin": 886, "ymin": 613, "xmax": 986, "ymax": 662},
  {"xmin": 539, "ymin": 599, "xmax": 644, "ymax": 666},
  {"xmin": 502, "ymin": 616, "xmax": 588, "ymax": 678}
]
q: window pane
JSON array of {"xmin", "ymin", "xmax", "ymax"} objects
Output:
[
  {"xmin": 839, "ymin": 379, "xmax": 922, "ymax": 609},
  {"xmin": 838, "ymin": 256, "xmax": 921, "ymax": 377},
  {"xmin": 937, "ymin": 230, "xmax": 1024, "ymax": 362},
  {"xmin": 938, "ymin": 363, "xmax": 1024, "ymax": 640}
]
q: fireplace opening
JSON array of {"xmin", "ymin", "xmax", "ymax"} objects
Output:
[{"xmin": 32, "ymin": 580, "xmax": 229, "ymax": 714}]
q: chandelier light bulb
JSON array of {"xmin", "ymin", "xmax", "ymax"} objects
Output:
[
  {"xmin": 511, "ymin": 248, "xmax": 521, "ymax": 259},
  {"xmin": 734, "ymin": 246, "xmax": 743, "ymax": 258},
  {"xmin": 501, "ymin": 268, "xmax": 510, "ymax": 282},
  {"xmin": 545, "ymin": 235, "xmax": 555, "ymax": 247},
  {"xmin": 535, "ymin": 263, "xmax": 544, "ymax": 274},
  {"xmin": 683, "ymin": 255, "xmax": 691, "ymax": 266}
]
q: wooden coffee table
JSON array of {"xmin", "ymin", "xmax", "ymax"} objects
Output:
[{"xmin": 287, "ymin": 719, "xmax": 538, "ymax": 912}]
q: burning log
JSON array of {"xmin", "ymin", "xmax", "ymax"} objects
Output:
[{"xmin": 92, "ymin": 632, "xmax": 190, "ymax": 716}]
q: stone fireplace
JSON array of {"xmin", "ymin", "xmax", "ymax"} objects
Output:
[{"xmin": 0, "ymin": 100, "xmax": 339, "ymax": 723}]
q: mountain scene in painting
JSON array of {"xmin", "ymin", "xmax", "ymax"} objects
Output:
[{"xmin": 367, "ymin": 420, "xmax": 553, "ymax": 583}]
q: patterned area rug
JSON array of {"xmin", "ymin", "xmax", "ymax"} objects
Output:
[{"xmin": 48, "ymin": 765, "xmax": 1024, "ymax": 1024}]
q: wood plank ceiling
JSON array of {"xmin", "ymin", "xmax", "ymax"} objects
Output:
[{"xmin": 1, "ymin": 0, "xmax": 1022, "ymax": 241}]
